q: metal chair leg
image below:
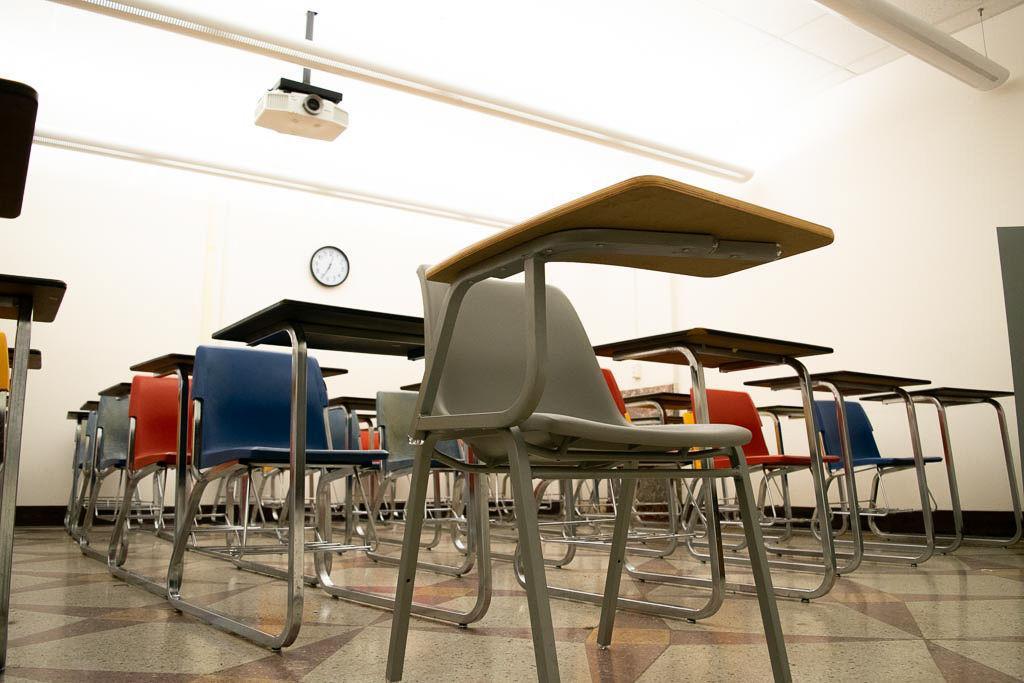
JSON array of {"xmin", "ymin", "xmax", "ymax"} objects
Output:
[
  {"xmin": 728, "ymin": 446, "xmax": 790, "ymax": 683},
  {"xmin": 597, "ymin": 466, "xmax": 638, "ymax": 648},
  {"xmin": 385, "ymin": 435, "xmax": 438, "ymax": 683},
  {"xmin": 505, "ymin": 428, "xmax": 560, "ymax": 683}
]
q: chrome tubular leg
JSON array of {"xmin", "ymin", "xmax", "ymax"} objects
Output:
[
  {"xmin": 0, "ymin": 297, "xmax": 32, "ymax": 670},
  {"xmin": 728, "ymin": 446, "xmax": 790, "ymax": 682},
  {"xmin": 385, "ymin": 435, "xmax": 438, "ymax": 683},
  {"xmin": 505, "ymin": 428, "xmax": 559, "ymax": 683},
  {"xmin": 986, "ymin": 399, "xmax": 1023, "ymax": 545},
  {"xmin": 596, "ymin": 466, "xmax": 638, "ymax": 648}
]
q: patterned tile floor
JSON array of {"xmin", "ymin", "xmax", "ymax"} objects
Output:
[{"xmin": 5, "ymin": 525, "xmax": 1024, "ymax": 681}]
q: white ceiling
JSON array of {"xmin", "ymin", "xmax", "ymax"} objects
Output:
[
  {"xmin": 1, "ymin": 0, "xmax": 1020, "ymax": 222},
  {"xmin": 710, "ymin": 0, "xmax": 1022, "ymax": 77}
]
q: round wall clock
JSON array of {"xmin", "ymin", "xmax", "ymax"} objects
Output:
[{"xmin": 310, "ymin": 246, "xmax": 350, "ymax": 287}]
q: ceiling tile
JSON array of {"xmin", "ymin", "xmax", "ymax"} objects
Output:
[
  {"xmin": 784, "ymin": 12, "xmax": 893, "ymax": 67},
  {"xmin": 703, "ymin": 0, "xmax": 826, "ymax": 35}
]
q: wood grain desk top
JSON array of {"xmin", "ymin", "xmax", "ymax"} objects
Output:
[
  {"xmin": 213, "ymin": 300, "xmax": 424, "ymax": 358},
  {"xmin": 594, "ymin": 327, "xmax": 831, "ymax": 370},
  {"xmin": 320, "ymin": 367, "xmax": 349, "ymax": 378},
  {"xmin": 7, "ymin": 348, "xmax": 41, "ymax": 369},
  {"xmin": 65, "ymin": 410, "xmax": 90, "ymax": 421},
  {"xmin": 328, "ymin": 396, "xmax": 376, "ymax": 412},
  {"xmin": 746, "ymin": 371, "xmax": 929, "ymax": 396},
  {"xmin": 130, "ymin": 353, "xmax": 195, "ymax": 375},
  {"xmin": 98, "ymin": 382, "xmax": 131, "ymax": 398},
  {"xmin": 622, "ymin": 391, "xmax": 693, "ymax": 411},
  {"xmin": 861, "ymin": 387, "xmax": 1013, "ymax": 406},
  {"xmin": 0, "ymin": 274, "xmax": 67, "ymax": 322},
  {"xmin": 400, "ymin": 382, "xmax": 421, "ymax": 392},
  {"xmin": 79, "ymin": 400, "xmax": 99, "ymax": 412},
  {"xmin": 426, "ymin": 176, "xmax": 833, "ymax": 283}
]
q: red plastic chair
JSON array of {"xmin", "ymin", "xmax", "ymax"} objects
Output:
[
  {"xmin": 359, "ymin": 429, "xmax": 382, "ymax": 450},
  {"xmin": 128, "ymin": 375, "xmax": 191, "ymax": 470},
  {"xmin": 600, "ymin": 368, "xmax": 629, "ymax": 419},
  {"xmin": 697, "ymin": 388, "xmax": 838, "ymax": 469}
]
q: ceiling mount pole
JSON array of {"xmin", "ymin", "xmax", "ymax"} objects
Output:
[{"xmin": 302, "ymin": 10, "xmax": 316, "ymax": 84}]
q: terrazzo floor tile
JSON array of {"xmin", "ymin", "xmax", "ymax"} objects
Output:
[{"xmin": 4, "ymin": 527, "xmax": 1023, "ymax": 681}]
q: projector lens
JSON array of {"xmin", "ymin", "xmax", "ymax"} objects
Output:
[{"xmin": 303, "ymin": 94, "xmax": 323, "ymax": 115}]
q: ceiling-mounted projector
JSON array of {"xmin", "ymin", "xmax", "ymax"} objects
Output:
[{"xmin": 255, "ymin": 78, "xmax": 348, "ymax": 141}]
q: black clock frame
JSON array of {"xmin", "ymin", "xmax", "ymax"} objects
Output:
[{"xmin": 309, "ymin": 246, "xmax": 350, "ymax": 287}]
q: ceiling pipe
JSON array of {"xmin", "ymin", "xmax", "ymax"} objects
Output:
[
  {"xmin": 813, "ymin": 0, "xmax": 1009, "ymax": 90},
  {"xmin": 33, "ymin": 129, "xmax": 514, "ymax": 229},
  {"xmin": 43, "ymin": 0, "xmax": 753, "ymax": 181}
]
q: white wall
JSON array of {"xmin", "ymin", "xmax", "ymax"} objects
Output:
[{"xmin": 660, "ymin": 5, "xmax": 1024, "ymax": 510}]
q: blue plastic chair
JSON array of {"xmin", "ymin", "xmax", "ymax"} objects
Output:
[
  {"xmin": 327, "ymin": 405, "xmax": 358, "ymax": 451},
  {"xmin": 812, "ymin": 400, "xmax": 941, "ymax": 470},
  {"xmin": 191, "ymin": 345, "xmax": 386, "ymax": 468}
]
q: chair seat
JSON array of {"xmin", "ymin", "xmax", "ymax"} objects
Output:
[
  {"xmin": 201, "ymin": 447, "xmax": 388, "ymax": 469},
  {"xmin": 387, "ymin": 440, "xmax": 463, "ymax": 473},
  {"xmin": 712, "ymin": 454, "xmax": 841, "ymax": 469},
  {"xmin": 97, "ymin": 458, "xmax": 126, "ymax": 469},
  {"xmin": 132, "ymin": 451, "xmax": 189, "ymax": 471},
  {"xmin": 520, "ymin": 412, "xmax": 751, "ymax": 451},
  {"xmin": 830, "ymin": 456, "xmax": 942, "ymax": 469}
]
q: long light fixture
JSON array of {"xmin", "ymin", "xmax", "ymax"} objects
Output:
[
  {"xmin": 44, "ymin": 0, "xmax": 753, "ymax": 182},
  {"xmin": 33, "ymin": 130, "xmax": 513, "ymax": 229},
  {"xmin": 814, "ymin": 0, "xmax": 1009, "ymax": 90}
]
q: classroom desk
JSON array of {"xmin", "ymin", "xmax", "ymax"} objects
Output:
[
  {"xmin": 595, "ymin": 328, "xmax": 831, "ymax": 421},
  {"xmin": 0, "ymin": 78, "xmax": 38, "ymax": 219},
  {"xmin": 595, "ymin": 328, "xmax": 841, "ymax": 593},
  {"xmin": 7, "ymin": 348, "xmax": 41, "ymax": 370},
  {"xmin": 0, "ymin": 273, "xmax": 65, "ymax": 670},
  {"xmin": 130, "ymin": 353, "xmax": 198, "ymax": 560},
  {"xmin": 405, "ymin": 175, "xmax": 836, "ymax": 683},
  {"xmin": 328, "ymin": 396, "xmax": 376, "ymax": 412},
  {"xmin": 98, "ymin": 382, "xmax": 132, "ymax": 398},
  {"xmin": 862, "ymin": 387, "xmax": 1020, "ymax": 546},
  {"xmin": 620, "ymin": 390, "xmax": 692, "ymax": 423},
  {"xmin": 128, "ymin": 351, "xmax": 347, "ymax": 549},
  {"xmin": 171, "ymin": 300, "xmax": 425, "ymax": 649},
  {"xmin": 746, "ymin": 370, "xmax": 936, "ymax": 565},
  {"xmin": 79, "ymin": 400, "xmax": 99, "ymax": 412},
  {"xmin": 756, "ymin": 405, "xmax": 805, "ymax": 452},
  {"xmin": 216, "ymin": 300, "xmax": 424, "ymax": 358},
  {"xmin": 328, "ymin": 396, "xmax": 376, "ymax": 425}
]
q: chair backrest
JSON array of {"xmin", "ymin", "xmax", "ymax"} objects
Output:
[
  {"xmin": 327, "ymin": 406, "xmax": 353, "ymax": 450},
  {"xmin": 96, "ymin": 394, "xmax": 130, "ymax": 467},
  {"xmin": 0, "ymin": 331, "xmax": 8, "ymax": 392},
  {"xmin": 377, "ymin": 390, "xmax": 463, "ymax": 467},
  {"xmin": 128, "ymin": 375, "xmax": 184, "ymax": 468},
  {"xmin": 377, "ymin": 391, "xmax": 418, "ymax": 466},
  {"xmin": 600, "ymin": 368, "xmax": 629, "ymax": 419},
  {"xmin": 75, "ymin": 411, "xmax": 97, "ymax": 466},
  {"xmin": 812, "ymin": 400, "xmax": 882, "ymax": 462},
  {"xmin": 699, "ymin": 389, "xmax": 769, "ymax": 457},
  {"xmin": 191, "ymin": 345, "xmax": 330, "ymax": 459},
  {"xmin": 419, "ymin": 267, "xmax": 626, "ymax": 428}
]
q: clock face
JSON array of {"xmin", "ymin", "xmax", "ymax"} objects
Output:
[{"xmin": 310, "ymin": 246, "xmax": 349, "ymax": 287}]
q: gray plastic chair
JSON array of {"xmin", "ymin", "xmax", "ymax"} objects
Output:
[
  {"xmin": 77, "ymin": 396, "xmax": 131, "ymax": 557},
  {"xmin": 386, "ymin": 267, "xmax": 787, "ymax": 683}
]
